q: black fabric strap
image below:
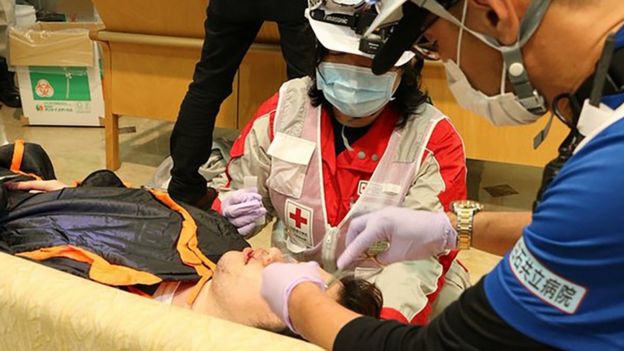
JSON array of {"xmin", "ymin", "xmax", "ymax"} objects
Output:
[{"xmin": 573, "ymin": 46, "xmax": 624, "ymax": 107}]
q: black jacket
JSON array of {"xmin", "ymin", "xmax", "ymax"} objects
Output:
[{"xmin": 0, "ymin": 141, "xmax": 247, "ymax": 289}]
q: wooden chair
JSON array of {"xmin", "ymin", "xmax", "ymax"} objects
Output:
[{"xmin": 90, "ymin": 0, "xmax": 286, "ymax": 170}]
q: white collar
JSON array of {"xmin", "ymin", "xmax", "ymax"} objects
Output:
[{"xmin": 574, "ymin": 99, "xmax": 624, "ymax": 153}]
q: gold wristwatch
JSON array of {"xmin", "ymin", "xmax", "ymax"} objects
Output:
[{"xmin": 451, "ymin": 200, "xmax": 483, "ymax": 250}]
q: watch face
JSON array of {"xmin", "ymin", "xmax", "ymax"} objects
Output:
[{"xmin": 453, "ymin": 200, "xmax": 483, "ymax": 211}]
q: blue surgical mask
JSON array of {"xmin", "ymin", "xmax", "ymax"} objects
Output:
[{"xmin": 316, "ymin": 62, "xmax": 399, "ymax": 118}]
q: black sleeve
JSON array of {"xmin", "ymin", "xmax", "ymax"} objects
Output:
[{"xmin": 334, "ymin": 278, "xmax": 559, "ymax": 351}]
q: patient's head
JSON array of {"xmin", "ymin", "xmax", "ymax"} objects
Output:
[{"xmin": 205, "ymin": 248, "xmax": 382, "ymax": 332}]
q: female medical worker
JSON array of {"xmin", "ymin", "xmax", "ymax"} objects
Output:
[
  {"xmin": 215, "ymin": 1, "xmax": 470, "ymax": 325},
  {"xmin": 261, "ymin": 0, "xmax": 624, "ymax": 350}
]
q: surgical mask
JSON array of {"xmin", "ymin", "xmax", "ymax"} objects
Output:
[
  {"xmin": 316, "ymin": 62, "xmax": 398, "ymax": 118},
  {"xmin": 432, "ymin": 0, "xmax": 549, "ymax": 126},
  {"xmin": 443, "ymin": 37, "xmax": 541, "ymax": 125}
]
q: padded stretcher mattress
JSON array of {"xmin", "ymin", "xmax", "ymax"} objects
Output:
[{"xmin": 0, "ymin": 253, "xmax": 321, "ymax": 351}]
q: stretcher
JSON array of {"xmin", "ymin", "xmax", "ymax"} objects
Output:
[{"xmin": 0, "ymin": 253, "xmax": 321, "ymax": 351}]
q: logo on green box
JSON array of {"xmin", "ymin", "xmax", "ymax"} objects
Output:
[{"xmin": 29, "ymin": 66, "xmax": 92, "ymax": 101}]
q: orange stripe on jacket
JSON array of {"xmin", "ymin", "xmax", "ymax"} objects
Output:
[
  {"xmin": 10, "ymin": 139, "xmax": 25, "ymax": 172},
  {"xmin": 9, "ymin": 139, "xmax": 43, "ymax": 180},
  {"xmin": 149, "ymin": 189, "xmax": 217, "ymax": 305},
  {"xmin": 17, "ymin": 245, "xmax": 162, "ymax": 286}
]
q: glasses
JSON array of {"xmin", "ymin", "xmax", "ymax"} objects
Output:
[
  {"xmin": 410, "ymin": 13, "xmax": 441, "ymax": 61},
  {"xmin": 413, "ymin": 38, "xmax": 440, "ymax": 61}
]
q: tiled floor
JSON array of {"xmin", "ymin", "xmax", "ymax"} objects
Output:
[{"xmin": 0, "ymin": 105, "xmax": 544, "ymax": 284}]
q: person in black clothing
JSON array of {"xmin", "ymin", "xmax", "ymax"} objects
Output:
[
  {"xmin": 0, "ymin": 0, "xmax": 20, "ymax": 108},
  {"xmin": 168, "ymin": 0, "xmax": 315, "ymax": 206}
]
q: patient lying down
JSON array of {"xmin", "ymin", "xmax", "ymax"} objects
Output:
[
  {"xmin": 3, "ymin": 179, "xmax": 382, "ymax": 335},
  {"xmin": 162, "ymin": 247, "xmax": 382, "ymax": 333}
]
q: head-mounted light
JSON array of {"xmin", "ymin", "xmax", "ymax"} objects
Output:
[
  {"xmin": 366, "ymin": 0, "xmax": 460, "ymax": 74},
  {"xmin": 308, "ymin": 0, "xmax": 401, "ymax": 56}
]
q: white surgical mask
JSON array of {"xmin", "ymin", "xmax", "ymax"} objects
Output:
[
  {"xmin": 443, "ymin": 57, "xmax": 542, "ymax": 126},
  {"xmin": 433, "ymin": 0, "xmax": 548, "ymax": 126},
  {"xmin": 317, "ymin": 62, "xmax": 399, "ymax": 118}
]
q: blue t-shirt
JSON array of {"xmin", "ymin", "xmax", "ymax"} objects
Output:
[{"xmin": 485, "ymin": 27, "xmax": 624, "ymax": 351}]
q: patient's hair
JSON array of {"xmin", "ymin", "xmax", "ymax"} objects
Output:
[
  {"xmin": 308, "ymin": 41, "xmax": 430, "ymax": 130},
  {"xmin": 337, "ymin": 275, "xmax": 383, "ymax": 318},
  {"xmin": 276, "ymin": 276, "xmax": 383, "ymax": 338}
]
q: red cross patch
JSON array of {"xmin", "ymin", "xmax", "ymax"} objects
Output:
[{"xmin": 285, "ymin": 200, "xmax": 313, "ymax": 246}]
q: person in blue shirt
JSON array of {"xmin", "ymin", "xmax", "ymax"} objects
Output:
[{"xmin": 258, "ymin": 0, "xmax": 624, "ymax": 350}]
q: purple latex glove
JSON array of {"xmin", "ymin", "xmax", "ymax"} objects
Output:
[
  {"xmin": 261, "ymin": 262, "xmax": 326, "ymax": 333},
  {"xmin": 221, "ymin": 187, "xmax": 267, "ymax": 236},
  {"xmin": 337, "ymin": 207, "xmax": 457, "ymax": 270}
]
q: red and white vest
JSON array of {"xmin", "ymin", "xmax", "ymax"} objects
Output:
[{"xmin": 266, "ymin": 78, "xmax": 448, "ymax": 262}]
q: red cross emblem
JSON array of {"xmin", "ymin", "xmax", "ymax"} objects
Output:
[
  {"xmin": 289, "ymin": 208, "xmax": 308, "ymax": 229},
  {"xmin": 285, "ymin": 200, "xmax": 313, "ymax": 245}
]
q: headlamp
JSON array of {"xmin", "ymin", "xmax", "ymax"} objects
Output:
[{"xmin": 308, "ymin": 0, "xmax": 399, "ymax": 55}]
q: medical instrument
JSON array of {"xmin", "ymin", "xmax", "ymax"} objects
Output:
[
  {"xmin": 325, "ymin": 255, "xmax": 385, "ymax": 288},
  {"xmin": 322, "ymin": 223, "xmax": 391, "ymax": 271},
  {"xmin": 322, "ymin": 224, "xmax": 391, "ymax": 273},
  {"xmin": 244, "ymin": 176, "xmax": 266, "ymax": 227},
  {"xmin": 321, "ymin": 227, "xmax": 341, "ymax": 273},
  {"xmin": 280, "ymin": 252, "xmax": 373, "ymax": 289}
]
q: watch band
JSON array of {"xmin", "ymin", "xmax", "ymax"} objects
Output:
[
  {"xmin": 452, "ymin": 201, "xmax": 483, "ymax": 250},
  {"xmin": 455, "ymin": 209, "xmax": 475, "ymax": 250}
]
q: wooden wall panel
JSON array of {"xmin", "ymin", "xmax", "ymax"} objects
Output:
[
  {"xmin": 92, "ymin": 0, "xmax": 208, "ymax": 38},
  {"xmin": 92, "ymin": 0, "xmax": 280, "ymax": 43},
  {"xmin": 422, "ymin": 62, "xmax": 567, "ymax": 167},
  {"xmin": 109, "ymin": 42, "xmax": 238, "ymax": 129},
  {"xmin": 237, "ymin": 50, "xmax": 288, "ymax": 128}
]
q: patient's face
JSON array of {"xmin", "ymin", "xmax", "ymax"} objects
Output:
[{"xmin": 210, "ymin": 248, "xmax": 334, "ymax": 331}]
